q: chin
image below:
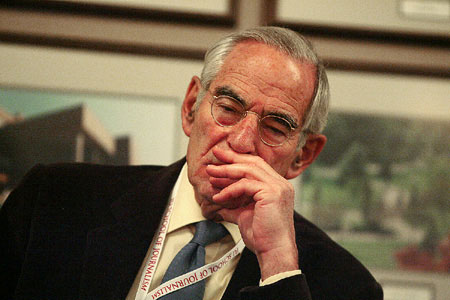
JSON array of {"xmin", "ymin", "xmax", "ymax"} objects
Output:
[
  {"xmin": 195, "ymin": 176, "xmax": 224, "ymax": 199},
  {"xmin": 191, "ymin": 173, "xmax": 224, "ymax": 220},
  {"xmin": 200, "ymin": 203, "xmax": 224, "ymax": 221},
  {"xmin": 196, "ymin": 193, "xmax": 224, "ymax": 221},
  {"xmin": 204, "ymin": 211, "xmax": 224, "ymax": 222}
]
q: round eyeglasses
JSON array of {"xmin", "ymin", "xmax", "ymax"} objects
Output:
[{"xmin": 210, "ymin": 95, "xmax": 296, "ymax": 146}]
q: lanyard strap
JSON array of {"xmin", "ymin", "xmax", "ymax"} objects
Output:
[
  {"xmin": 147, "ymin": 239, "xmax": 245, "ymax": 300},
  {"xmin": 135, "ymin": 178, "xmax": 245, "ymax": 300},
  {"xmin": 135, "ymin": 197, "xmax": 176, "ymax": 300}
]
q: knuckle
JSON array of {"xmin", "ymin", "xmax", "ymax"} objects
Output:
[
  {"xmin": 254, "ymin": 156, "xmax": 265, "ymax": 164},
  {"xmin": 238, "ymin": 178, "xmax": 248, "ymax": 186}
]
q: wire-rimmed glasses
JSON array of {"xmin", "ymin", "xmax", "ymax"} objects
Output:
[{"xmin": 210, "ymin": 95, "xmax": 296, "ymax": 146}]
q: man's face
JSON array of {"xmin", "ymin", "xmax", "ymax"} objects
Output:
[{"xmin": 181, "ymin": 41, "xmax": 319, "ymax": 220}]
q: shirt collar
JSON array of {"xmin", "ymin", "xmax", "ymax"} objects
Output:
[{"xmin": 168, "ymin": 163, "xmax": 241, "ymax": 244}]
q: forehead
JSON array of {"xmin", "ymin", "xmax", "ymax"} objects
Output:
[{"xmin": 210, "ymin": 41, "xmax": 317, "ymax": 122}]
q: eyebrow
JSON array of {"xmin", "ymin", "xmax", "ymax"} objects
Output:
[
  {"xmin": 270, "ymin": 112, "xmax": 299, "ymax": 129},
  {"xmin": 213, "ymin": 86, "xmax": 246, "ymax": 105},
  {"xmin": 213, "ymin": 85, "xmax": 299, "ymax": 129}
]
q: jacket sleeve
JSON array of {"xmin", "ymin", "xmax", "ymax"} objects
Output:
[
  {"xmin": 239, "ymin": 274, "xmax": 312, "ymax": 300},
  {"xmin": 0, "ymin": 165, "xmax": 45, "ymax": 299},
  {"xmin": 238, "ymin": 273, "xmax": 383, "ymax": 300}
]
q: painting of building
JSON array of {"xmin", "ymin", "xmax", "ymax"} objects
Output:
[{"xmin": 0, "ymin": 105, "xmax": 131, "ymax": 204}]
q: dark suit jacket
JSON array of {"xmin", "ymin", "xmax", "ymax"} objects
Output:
[{"xmin": 1, "ymin": 158, "xmax": 383, "ymax": 300}]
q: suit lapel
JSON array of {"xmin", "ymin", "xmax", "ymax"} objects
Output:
[{"xmin": 79, "ymin": 159, "xmax": 185, "ymax": 299}]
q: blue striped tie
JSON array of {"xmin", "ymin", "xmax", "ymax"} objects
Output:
[{"xmin": 160, "ymin": 220, "xmax": 228, "ymax": 300}]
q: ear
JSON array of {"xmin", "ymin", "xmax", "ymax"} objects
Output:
[
  {"xmin": 285, "ymin": 134, "xmax": 327, "ymax": 179},
  {"xmin": 181, "ymin": 76, "xmax": 202, "ymax": 137}
]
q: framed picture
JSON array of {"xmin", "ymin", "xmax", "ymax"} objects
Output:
[
  {"xmin": 0, "ymin": 87, "xmax": 185, "ymax": 199},
  {"xmin": 65, "ymin": 0, "xmax": 234, "ymax": 16},
  {"xmin": 5, "ymin": 0, "xmax": 237, "ymax": 26},
  {"xmin": 274, "ymin": 0, "xmax": 449, "ymax": 36},
  {"xmin": 299, "ymin": 110, "xmax": 450, "ymax": 273}
]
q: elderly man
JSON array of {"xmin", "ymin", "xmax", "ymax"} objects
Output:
[{"xmin": 1, "ymin": 27, "xmax": 383, "ymax": 300}]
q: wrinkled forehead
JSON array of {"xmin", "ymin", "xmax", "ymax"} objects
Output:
[{"xmin": 211, "ymin": 41, "xmax": 318, "ymax": 119}]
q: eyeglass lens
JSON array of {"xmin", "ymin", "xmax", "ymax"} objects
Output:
[{"xmin": 211, "ymin": 96, "xmax": 292, "ymax": 146}]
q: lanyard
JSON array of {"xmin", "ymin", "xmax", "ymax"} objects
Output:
[
  {"xmin": 148, "ymin": 240, "xmax": 245, "ymax": 300},
  {"xmin": 135, "ymin": 178, "xmax": 245, "ymax": 300}
]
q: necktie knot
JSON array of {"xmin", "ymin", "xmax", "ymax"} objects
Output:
[
  {"xmin": 160, "ymin": 220, "xmax": 229, "ymax": 299},
  {"xmin": 191, "ymin": 220, "xmax": 228, "ymax": 247}
]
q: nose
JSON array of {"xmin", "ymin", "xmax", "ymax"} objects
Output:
[{"xmin": 227, "ymin": 112, "xmax": 259, "ymax": 154}]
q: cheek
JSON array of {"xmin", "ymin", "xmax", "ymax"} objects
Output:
[
  {"xmin": 193, "ymin": 121, "xmax": 227, "ymax": 153},
  {"xmin": 263, "ymin": 149, "xmax": 297, "ymax": 176},
  {"xmin": 186, "ymin": 120, "xmax": 225, "ymax": 175},
  {"xmin": 188, "ymin": 119, "xmax": 211, "ymax": 153},
  {"xmin": 271, "ymin": 160, "xmax": 290, "ymax": 175}
]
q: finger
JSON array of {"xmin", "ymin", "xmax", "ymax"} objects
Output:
[
  {"xmin": 212, "ymin": 179, "xmax": 264, "ymax": 203},
  {"xmin": 216, "ymin": 196, "xmax": 250, "ymax": 209},
  {"xmin": 212, "ymin": 146, "xmax": 282, "ymax": 177},
  {"xmin": 212, "ymin": 146, "xmax": 265, "ymax": 166},
  {"xmin": 217, "ymin": 203, "xmax": 255, "ymax": 225},
  {"xmin": 206, "ymin": 163, "xmax": 267, "ymax": 181},
  {"xmin": 211, "ymin": 146, "xmax": 235, "ymax": 164},
  {"xmin": 209, "ymin": 177, "xmax": 237, "ymax": 189}
]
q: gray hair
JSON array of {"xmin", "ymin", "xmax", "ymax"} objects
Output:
[{"xmin": 196, "ymin": 26, "xmax": 330, "ymax": 147}]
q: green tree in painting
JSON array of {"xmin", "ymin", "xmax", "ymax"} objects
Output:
[
  {"xmin": 395, "ymin": 155, "xmax": 450, "ymax": 272},
  {"xmin": 336, "ymin": 142, "xmax": 378, "ymax": 230},
  {"xmin": 318, "ymin": 114, "xmax": 420, "ymax": 180},
  {"xmin": 404, "ymin": 156, "xmax": 450, "ymax": 251},
  {"xmin": 403, "ymin": 121, "xmax": 450, "ymax": 250}
]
